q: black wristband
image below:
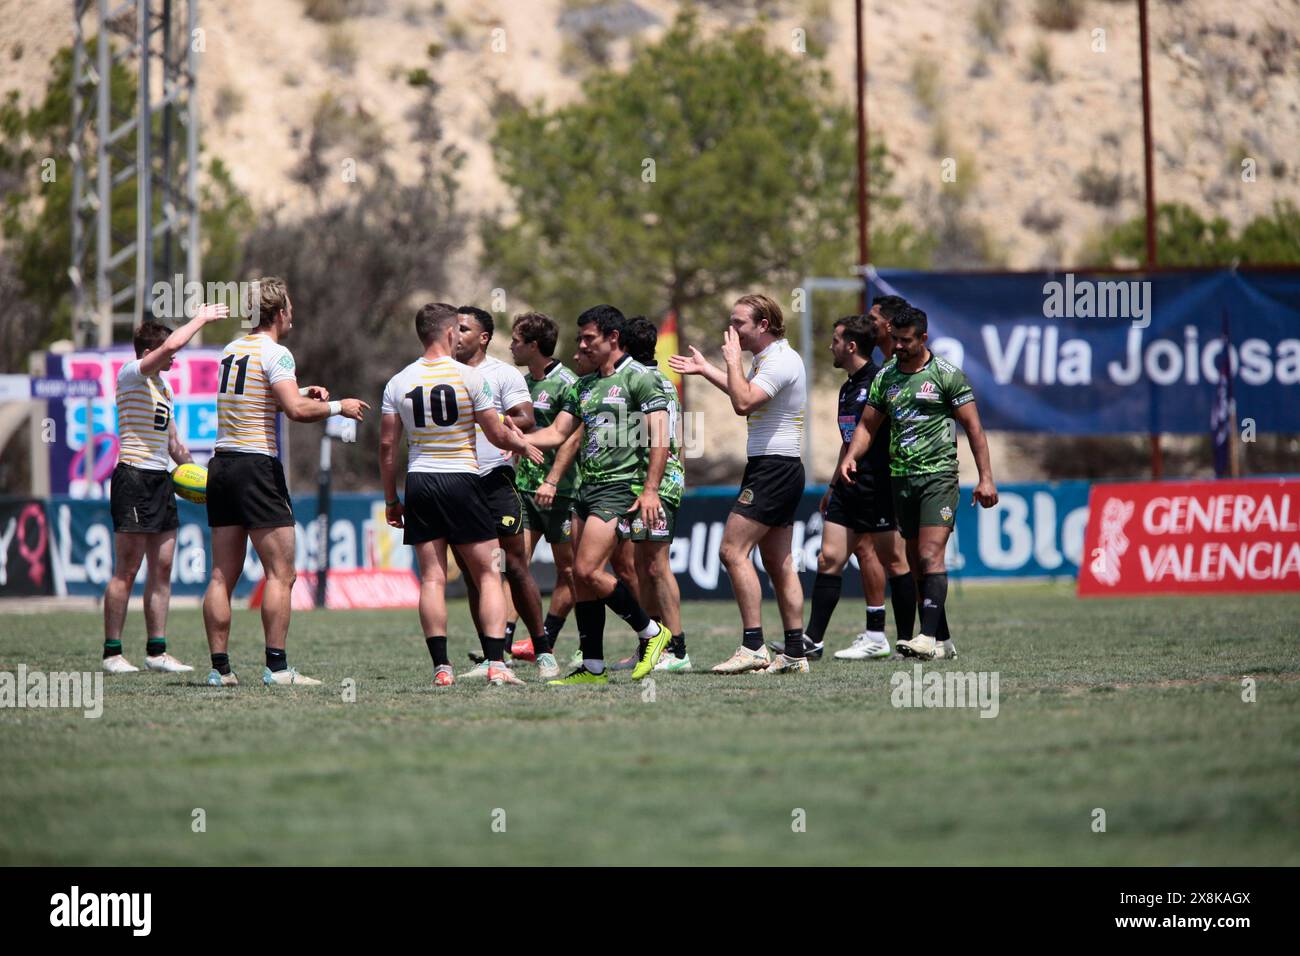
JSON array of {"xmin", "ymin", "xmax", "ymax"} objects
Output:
[{"xmin": 386, "ymin": 498, "xmax": 400, "ymax": 507}]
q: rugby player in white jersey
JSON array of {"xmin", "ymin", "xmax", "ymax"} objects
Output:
[
  {"xmin": 201, "ymin": 277, "xmax": 368, "ymax": 687},
  {"xmin": 451, "ymin": 306, "xmax": 548, "ymax": 681},
  {"xmin": 670, "ymin": 294, "xmax": 811, "ymax": 674},
  {"xmin": 101, "ymin": 303, "xmax": 228, "ymax": 674},
  {"xmin": 379, "ymin": 302, "xmax": 542, "ymax": 687}
]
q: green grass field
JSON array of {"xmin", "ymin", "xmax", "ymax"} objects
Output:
[{"xmin": 1, "ymin": 582, "xmax": 1298, "ymax": 865}]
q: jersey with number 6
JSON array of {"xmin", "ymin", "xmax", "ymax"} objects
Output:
[
  {"xmin": 115, "ymin": 359, "xmax": 174, "ymax": 471},
  {"xmin": 215, "ymin": 333, "xmax": 297, "ymax": 456},
  {"xmin": 381, "ymin": 356, "xmax": 493, "ymax": 474}
]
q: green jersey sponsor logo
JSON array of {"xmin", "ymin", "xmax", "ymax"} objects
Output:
[
  {"xmin": 516, "ymin": 362, "xmax": 580, "ymax": 496},
  {"xmin": 574, "ymin": 356, "xmax": 668, "ymax": 486},
  {"xmin": 867, "ymin": 353, "xmax": 974, "ymax": 477}
]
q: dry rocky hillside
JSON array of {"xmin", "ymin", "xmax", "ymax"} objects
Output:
[{"xmin": 2, "ymin": 0, "xmax": 1297, "ymax": 482}]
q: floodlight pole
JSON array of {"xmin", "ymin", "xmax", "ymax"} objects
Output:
[
  {"xmin": 854, "ymin": 0, "xmax": 869, "ymax": 311},
  {"xmin": 1137, "ymin": 0, "xmax": 1163, "ymax": 479}
]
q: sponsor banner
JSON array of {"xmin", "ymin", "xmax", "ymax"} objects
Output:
[
  {"xmin": 249, "ymin": 569, "xmax": 423, "ymax": 610},
  {"xmin": 1079, "ymin": 477, "xmax": 1300, "ymax": 596},
  {"xmin": 40, "ymin": 348, "xmax": 279, "ymax": 499},
  {"xmin": 47, "ymin": 494, "xmax": 427, "ymax": 599},
  {"xmin": 0, "ymin": 498, "xmax": 54, "ymax": 597},
  {"xmin": 44, "ymin": 483, "xmax": 1088, "ymax": 602},
  {"xmin": 869, "ymin": 269, "xmax": 1300, "ymax": 434},
  {"xmin": 665, "ymin": 481, "xmax": 1089, "ymax": 601}
]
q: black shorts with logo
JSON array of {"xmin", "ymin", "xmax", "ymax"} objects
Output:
[
  {"xmin": 404, "ymin": 472, "xmax": 497, "ymax": 546},
  {"xmin": 206, "ymin": 450, "xmax": 294, "ymax": 529},
  {"xmin": 480, "ymin": 465, "xmax": 524, "ymax": 537},
  {"xmin": 825, "ymin": 473, "xmax": 896, "ymax": 534},
  {"xmin": 110, "ymin": 463, "xmax": 179, "ymax": 534},
  {"xmin": 732, "ymin": 455, "xmax": 805, "ymax": 528}
]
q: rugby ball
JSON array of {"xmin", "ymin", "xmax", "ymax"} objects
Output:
[{"xmin": 172, "ymin": 463, "xmax": 208, "ymax": 504}]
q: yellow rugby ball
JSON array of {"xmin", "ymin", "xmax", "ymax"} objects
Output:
[{"xmin": 172, "ymin": 463, "xmax": 208, "ymax": 504}]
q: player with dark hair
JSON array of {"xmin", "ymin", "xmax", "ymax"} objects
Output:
[
  {"xmin": 380, "ymin": 303, "xmax": 542, "ymax": 687},
  {"xmin": 101, "ymin": 303, "xmax": 228, "ymax": 674},
  {"xmin": 838, "ymin": 305, "xmax": 999, "ymax": 660},
  {"xmin": 670, "ymin": 294, "xmax": 810, "ymax": 674},
  {"xmin": 452, "ymin": 305, "xmax": 546, "ymax": 681},
  {"xmin": 524, "ymin": 304, "xmax": 673, "ymax": 685},
  {"xmin": 613, "ymin": 316, "xmax": 690, "ymax": 672},
  {"xmin": 507, "ymin": 311, "xmax": 583, "ymax": 679}
]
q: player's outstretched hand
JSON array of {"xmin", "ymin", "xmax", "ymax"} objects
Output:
[
  {"xmin": 521, "ymin": 441, "xmax": 544, "ymax": 466},
  {"xmin": 972, "ymin": 479, "xmax": 998, "ymax": 508},
  {"xmin": 340, "ymin": 398, "xmax": 369, "ymax": 421},
  {"xmin": 836, "ymin": 457, "xmax": 857, "ymax": 488},
  {"xmin": 303, "ymin": 385, "xmax": 331, "ymax": 401},
  {"xmin": 386, "ymin": 500, "xmax": 404, "ymax": 529},
  {"xmin": 196, "ymin": 302, "xmax": 230, "ymax": 323},
  {"xmin": 721, "ymin": 327, "xmax": 742, "ymax": 367},
  {"xmin": 668, "ymin": 346, "xmax": 708, "ymax": 376}
]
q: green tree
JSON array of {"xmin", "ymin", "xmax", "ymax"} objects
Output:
[
  {"xmin": 481, "ymin": 11, "xmax": 929, "ymax": 340},
  {"xmin": 0, "ymin": 45, "xmax": 253, "ymax": 351},
  {"xmin": 1083, "ymin": 201, "xmax": 1300, "ymax": 267}
]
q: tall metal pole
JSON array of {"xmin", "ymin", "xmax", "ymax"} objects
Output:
[
  {"xmin": 854, "ymin": 0, "xmax": 869, "ymax": 311},
  {"xmin": 135, "ymin": 0, "xmax": 152, "ymax": 328},
  {"xmin": 1138, "ymin": 0, "xmax": 1163, "ymax": 479}
]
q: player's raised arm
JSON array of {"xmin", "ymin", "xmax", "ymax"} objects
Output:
[
  {"xmin": 270, "ymin": 379, "xmax": 368, "ymax": 423},
  {"xmin": 953, "ymin": 400, "xmax": 998, "ymax": 508},
  {"xmin": 838, "ymin": 405, "xmax": 884, "ymax": 487},
  {"xmin": 138, "ymin": 303, "xmax": 229, "ymax": 377},
  {"xmin": 721, "ymin": 327, "xmax": 774, "ymax": 416},
  {"xmin": 378, "ymin": 410, "xmax": 405, "ymax": 528},
  {"xmin": 668, "ymin": 345, "xmax": 729, "ymax": 393}
]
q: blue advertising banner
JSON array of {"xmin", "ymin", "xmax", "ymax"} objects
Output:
[
  {"xmin": 868, "ymin": 270, "xmax": 1300, "ymax": 434},
  {"xmin": 46, "ymin": 483, "xmax": 1090, "ymax": 601}
]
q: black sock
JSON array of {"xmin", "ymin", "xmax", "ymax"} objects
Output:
[
  {"xmin": 481, "ymin": 635, "xmax": 507, "ymax": 663},
  {"xmin": 805, "ymin": 572, "xmax": 842, "ymax": 642},
  {"xmin": 265, "ymin": 647, "xmax": 287, "ymax": 673},
  {"xmin": 742, "ymin": 626, "xmax": 764, "ymax": 651},
  {"xmin": 866, "ymin": 606, "xmax": 886, "ymax": 634},
  {"xmin": 211, "ymin": 652, "xmax": 230, "ymax": 675},
  {"xmin": 425, "ymin": 635, "xmax": 449, "ymax": 667},
  {"xmin": 783, "ymin": 628, "xmax": 806, "ymax": 658},
  {"xmin": 504, "ymin": 620, "xmax": 517, "ymax": 642},
  {"xmin": 635, "ymin": 637, "xmax": 649, "ymax": 662},
  {"xmin": 919, "ymin": 573, "xmax": 948, "ymax": 637},
  {"xmin": 889, "ymin": 573, "xmax": 916, "ymax": 641},
  {"xmin": 670, "ymin": 632, "xmax": 686, "ymax": 656},
  {"xmin": 146, "ymin": 637, "xmax": 166, "ymax": 657},
  {"xmin": 575, "ymin": 600, "xmax": 606, "ymax": 664},
  {"xmin": 542, "ymin": 613, "xmax": 565, "ymax": 654},
  {"xmin": 937, "ymin": 606, "xmax": 951, "ymax": 642},
  {"xmin": 103, "ymin": 639, "xmax": 122, "ymax": 659},
  {"xmin": 604, "ymin": 580, "xmax": 652, "ymax": 633}
]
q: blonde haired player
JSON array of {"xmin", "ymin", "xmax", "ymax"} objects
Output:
[
  {"xmin": 201, "ymin": 277, "xmax": 368, "ymax": 687},
  {"xmin": 102, "ymin": 303, "xmax": 228, "ymax": 674},
  {"xmin": 378, "ymin": 303, "xmax": 542, "ymax": 688}
]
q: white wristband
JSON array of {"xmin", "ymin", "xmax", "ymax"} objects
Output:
[
  {"xmin": 298, "ymin": 387, "xmax": 311, "ymax": 397},
  {"xmin": 328, "ymin": 400, "xmax": 342, "ymax": 416}
]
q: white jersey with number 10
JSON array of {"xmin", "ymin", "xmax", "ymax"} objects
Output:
[{"xmin": 381, "ymin": 356, "xmax": 493, "ymax": 475}]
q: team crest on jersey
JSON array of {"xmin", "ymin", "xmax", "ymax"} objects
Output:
[
  {"xmin": 278, "ymin": 354, "xmax": 295, "ymax": 370},
  {"xmin": 502, "ymin": 514, "xmax": 516, "ymax": 528},
  {"xmin": 738, "ymin": 488, "xmax": 754, "ymax": 505},
  {"xmin": 916, "ymin": 381, "xmax": 939, "ymax": 401},
  {"xmin": 939, "ymin": 505, "xmax": 953, "ymax": 522},
  {"xmin": 579, "ymin": 389, "xmax": 593, "ymax": 404},
  {"xmin": 535, "ymin": 390, "xmax": 551, "ymax": 409},
  {"xmin": 631, "ymin": 517, "xmax": 645, "ymax": 533},
  {"xmin": 857, "ymin": 388, "xmax": 868, "ymax": 401},
  {"xmin": 886, "ymin": 384, "xmax": 903, "ymax": 401}
]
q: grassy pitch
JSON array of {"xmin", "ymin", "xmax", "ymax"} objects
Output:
[{"xmin": 1, "ymin": 582, "xmax": 1297, "ymax": 865}]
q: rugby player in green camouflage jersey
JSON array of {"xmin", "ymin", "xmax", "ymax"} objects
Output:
[
  {"xmin": 508, "ymin": 312, "xmax": 584, "ymax": 678},
  {"xmin": 838, "ymin": 305, "xmax": 998, "ymax": 660},
  {"xmin": 614, "ymin": 317, "xmax": 690, "ymax": 672},
  {"xmin": 525, "ymin": 305, "xmax": 673, "ymax": 684}
]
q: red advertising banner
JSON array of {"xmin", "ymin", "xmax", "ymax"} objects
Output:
[{"xmin": 1078, "ymin": 478, "xmax": 1300, "ymax": 596}]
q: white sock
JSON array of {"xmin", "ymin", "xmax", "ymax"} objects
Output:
[
  {"xmin": 584, "ymin": 659, "xmax": 606, "ymax": 674},
  {"xmin": 637, "ymin": 621, "xmax": 659, "ymax": 640},
  {"xmin": 867, "ymin": 630, "xmax": 886, "ymax": 642}
]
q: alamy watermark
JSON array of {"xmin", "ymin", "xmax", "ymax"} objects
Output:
[
  {"xmin": 150, "ymin": 274, "xmax": 260, "ymax": 325},
  {"xmin": 890, "ymin": 664, "xmax": 999, "ymax": 718},
  {"xmin": 1043, "ymin": 273, "xmax": 1151, "ymax": 329},
  {"xmin": 0, "ymin": 665, "xmax": 103, "ymax": 718}
]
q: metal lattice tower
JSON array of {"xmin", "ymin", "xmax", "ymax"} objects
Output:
[{"xmin": 70, "ymin": 0, "xmax": 201, "ymax": 349}]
